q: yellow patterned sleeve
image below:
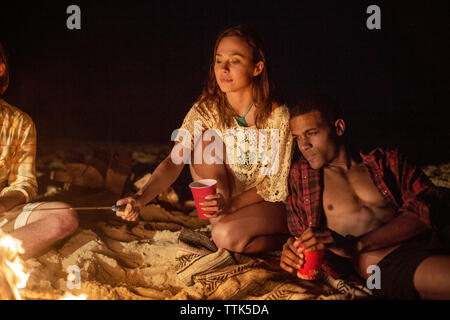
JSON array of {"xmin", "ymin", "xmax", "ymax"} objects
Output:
[
  {"xmin": 0, "ymin": 113, "xmax": 38, "ymax": 202},
  {"xmin": 255, "ymin": 106, "xmax": 293, "ymax": 202}
]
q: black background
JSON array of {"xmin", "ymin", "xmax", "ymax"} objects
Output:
[{"xmin": 0, "ymin": 0, "xmax": 448, "ymax": 165}]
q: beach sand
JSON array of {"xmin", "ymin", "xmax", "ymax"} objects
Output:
[
  {"xmin": 2, "ymin": 139, "xmax": 448, "ymax": 300},
  {"xmin": 22, "ymin": 205, "xmax": 209, "ymax": 300}
]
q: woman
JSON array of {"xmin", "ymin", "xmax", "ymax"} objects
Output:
[{"xmin": 116, "ymin": 25, "xmax": 293, "ymax": 253}]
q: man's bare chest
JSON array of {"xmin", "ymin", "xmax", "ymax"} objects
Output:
[
  {"xmin": 322, "ymin": 164, "xmax": 395, "ymax": 235},
  {"xmin": 323, "ymin": 165, "xmax": 387, "ymax": 209}
]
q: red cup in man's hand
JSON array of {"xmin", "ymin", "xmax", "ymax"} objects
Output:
[{"xmin": 297, "ymin": 243, "xmax": 325, "ymax": 280}]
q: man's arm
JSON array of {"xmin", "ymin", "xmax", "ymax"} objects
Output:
[
  {"xmin": 353, "ymin": 149, "xmax": 439, "ymax": 254},
  {"xmin": 0, "ymin": 190, "xmax": 26, "ymax": 213},
  {"xmin": 323, "ymin": 210, "xmax": 431, "ymax": 257},
  {"xmin": 355, "ymin": 210, "xmax": 431, "ymax": 253},
  {"xmin": 0, "ymin": 114, "xmax": 38, "ymax": 208},
  {"xmin": 296, "ymin": 211, "xmax": 431, "ymax": 259}
]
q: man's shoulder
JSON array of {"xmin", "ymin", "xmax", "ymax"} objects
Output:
[
  {"xmin": 289, "ymin": 157, "xmax": 304, "ymax": 173},
  {"xmin": 362, "ymin": 146, "xmax": 420, "ymax": 181},
  {"xmin": 0, "ymin": 98, "xmax": 34, "ymax": 125},
  {"xmin": 289, "ymin": 156, "xmax": 314, "ymax": 180},
  {"xmin": 1, "ymin": 100, "xmax": 37, "ymax": 136},
  {"xmin": 361, "ymin": 147, "xmax": 404, "ymax": 164}
]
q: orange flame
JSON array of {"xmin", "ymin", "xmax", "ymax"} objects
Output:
[
  {"xmin": 0, "ymin": 230, "xmax": 30, "ymax": 300},
  {"xmin": 1, "ymin": 230, "xmax": 87, "ymax": 300}
]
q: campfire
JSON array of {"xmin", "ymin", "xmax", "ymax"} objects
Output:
[
  {"xmin": 0, "ymin": 229, "xmax": 29, "ymax": 299},
  {"xmin": 0, "ymin": 229, "xmax": 86, "ymax": 300}
]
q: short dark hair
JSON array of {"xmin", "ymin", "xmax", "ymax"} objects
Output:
[
  {"xmin": 290, "ymin": 94, "xmax": 343, "ymax": 127},
  {"xmin": 0, "ymin": 42, "xmax": 9, "ymax": 95}
]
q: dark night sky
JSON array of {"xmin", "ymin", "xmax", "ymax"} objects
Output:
[{"xmin": 0, "ymin": 0, "xmax": 449, "ymax": 165}]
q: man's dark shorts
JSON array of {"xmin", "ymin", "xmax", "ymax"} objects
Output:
[{"xmin": 372, "ymin": 229, "xmax": 450, "ymax": 300}]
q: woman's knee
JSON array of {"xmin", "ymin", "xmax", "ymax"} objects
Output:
[{"xmin": 211, "ymin": 223, "xmax": 248, "ymax": 253}]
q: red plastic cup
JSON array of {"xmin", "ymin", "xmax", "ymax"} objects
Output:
[
  {"xmin": 189, "ymin": 179, "xmax": 218, "ymax": 219},
  {"xmin": 297, "ymin": 243, "xmax": 325, "ymax": 280}
]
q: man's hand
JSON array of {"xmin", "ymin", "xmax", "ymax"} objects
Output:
[
  {"xmin": 0, "ymin": 191, "xmax": 27, "ymax": 214},
  {"xmin": 298, "ymin": 227, "xmax": 358, "ymax": 258},
  {"xmin": 198, "ymin": 193, "xmax": 232, "ymax": 218},
  {"xmin": 115, "ymin": 196, "xmax": 143, "ymax": 222},
  {"xmin": 280, "ymin": 237, "xmax": 305, "ymax": 274}
]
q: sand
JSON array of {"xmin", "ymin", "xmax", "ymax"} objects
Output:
[
  {"xmin": 1, "ymin": 140, "xmax": 448, "ymax": 300},
  {"xmin": 16, "ymin": 201, "xmax": 210, "ymax": 300}
]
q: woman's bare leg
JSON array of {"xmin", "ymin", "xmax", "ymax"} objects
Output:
[
  {"xmin": 211, "ymin": 201, "xmax": 289, "ymax": 253},
  {"xmin": 189, "ymin": 134, "xmax": 289, "ymax": 253}
]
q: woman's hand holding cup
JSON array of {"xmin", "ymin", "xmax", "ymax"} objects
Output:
[{"xmin": 199, "ymin": 193, "xmax": 232, "ymax": 218}]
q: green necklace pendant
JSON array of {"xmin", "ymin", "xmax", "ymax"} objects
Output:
[
  {"xmin": 234, "ymin": 101, "xmax": 254, "ymax": 127},
  {"xmin": 236, "ymin": 115, "xmax": 248, "ymax": 127}
]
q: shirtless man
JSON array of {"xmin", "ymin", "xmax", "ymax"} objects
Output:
[
  {"xmin": 280, "ymin": 94, "xmax": 450, "ymax": 299},
  {"xmin": 0, "ymin": 42, "xmax": 78, "ymax": 259}
]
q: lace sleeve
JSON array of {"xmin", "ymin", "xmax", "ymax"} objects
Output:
[
  {"xmin": 256, "ymin": 106, "xmax": 293, "ymax": 202},
  {"xmin": 172, "ymin": 103, "xmax": 215, "ymax": 151}
]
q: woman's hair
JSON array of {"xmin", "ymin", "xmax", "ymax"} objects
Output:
[
  {"xmin": 0, "ymin": 42, "xmax": 9, "ymax": 96},
  {"xmin": 197, "ymin": 24, "xmax": 278, "ymax": 129}
]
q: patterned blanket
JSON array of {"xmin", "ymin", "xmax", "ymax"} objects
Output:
[{"xmin": 174, "ymin": 228, "xmax": 372, "ymax": 300}]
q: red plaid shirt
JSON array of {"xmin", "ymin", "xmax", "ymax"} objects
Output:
[{"xmin": 287, "ymin": 147, "xmax": 441, "ymax": 279}]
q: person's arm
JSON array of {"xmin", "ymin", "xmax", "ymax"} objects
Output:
[
  {"xmin": 115, "ymin": 145, "xmax": 185, "ymax": 221},
  {"xmin": 116, "ymin": 103, "xmax": 208, "ymax": 221},
  {"xmin": 134, "ymin": 151, "xmax": 185, "ymax": 205},
  {"xmin": 0, "ymin": 114, "xmax": 38, "ymax": 211},
  {"xmin": 354, "ymin": 149, "xmax": 437, "ymax": 253},
  {"xmin": 0, "ymin": 190, "xmax": 27, "ymax": 214},
  {"xmin": 355, "ymin": 210, "xmax": 430, "ymax": 253},
  {"xmin": 135, "ymin": 104, "xmax": 207, "ymax": 205},
  {"xmin": 295, "ymin": 211, "xmax": 432, "ymax": 259}
]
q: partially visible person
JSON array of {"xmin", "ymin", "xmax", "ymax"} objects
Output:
[
  {"xmin": 0, "ymin": 41, "xmax": 78, "ymax": 259},
  {"xmin": 280, "ymin": 94, "xmax": 450, "ymax": 299}
]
